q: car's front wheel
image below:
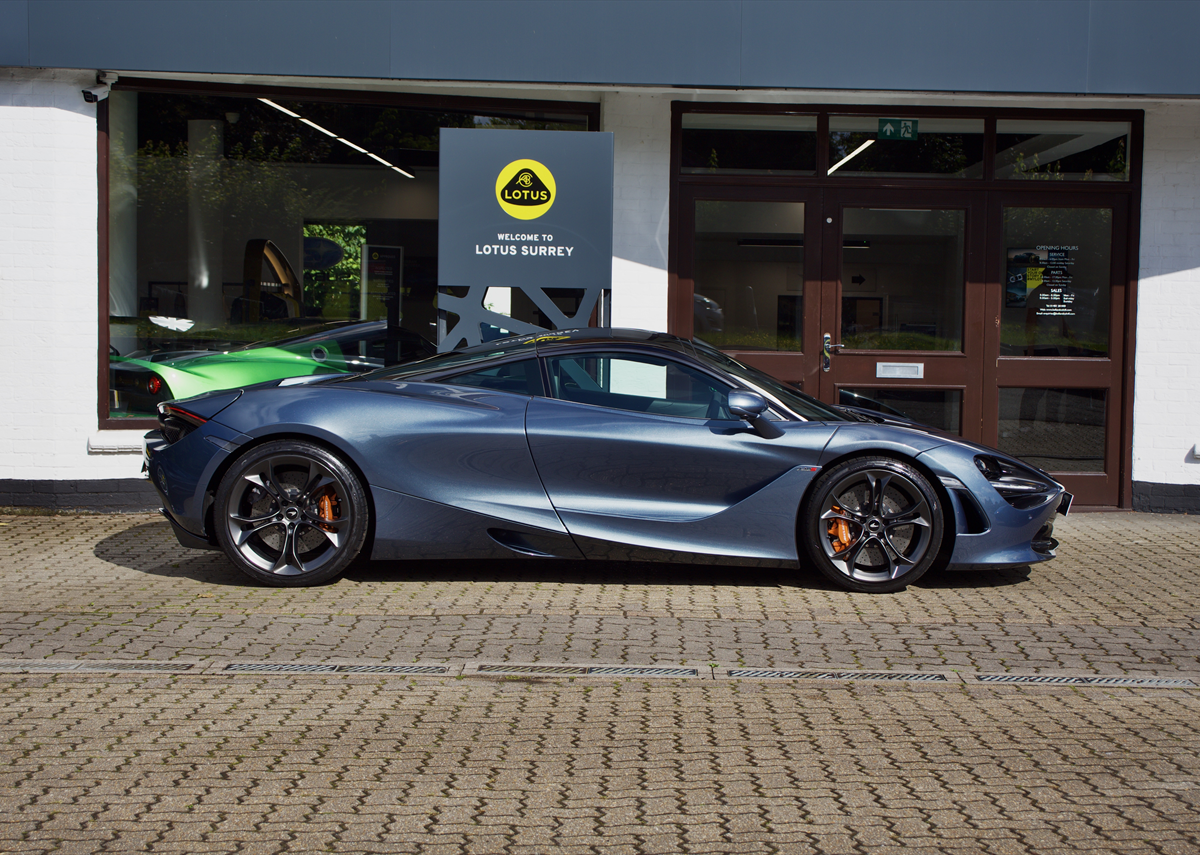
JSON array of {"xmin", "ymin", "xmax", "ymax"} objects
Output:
[
  {"xmin": 214, "ymin": 440, "xmax": 369, "ymax": 587},
  {"xmin": 801, "ymin": 456, "xmax": 943, "ymax": 593}
]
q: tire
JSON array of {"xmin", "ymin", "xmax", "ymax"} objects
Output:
[
  {"xmin": 214, "ymin": 440, "xmax": 369, "ymax": 587},
  {"xmin": 801, "ymin": 456, "xmax": 944, "ymax": 593}
]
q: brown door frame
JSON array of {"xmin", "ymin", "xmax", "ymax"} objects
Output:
[
  {"xmin": 674, "ymin": 184, "xmax": 825, "ymax": 392},
  {"xmin": 820, "ymin": 188, "xmax": 989, "ymax": 443},
  {"xmin": 982, "ymin": 190, "xmax": 1131, "ymax": 508}
]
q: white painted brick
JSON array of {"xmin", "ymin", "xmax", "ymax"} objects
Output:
[{"xmin": 1133, "ymin": 103, "xmax": 1200, "ymax": 488}]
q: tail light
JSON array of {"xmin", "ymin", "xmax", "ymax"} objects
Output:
[
  {"xmin": 156, "ymin": 404, "xmax": 206, "ymax": 446},
  {"xmin": 146, "ymin": 375, "xmax": 163, "ymax": 395}
]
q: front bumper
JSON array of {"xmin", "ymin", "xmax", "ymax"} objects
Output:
[{"xmin": 917, "ymin": 444, "xmax": 1068, "ymax": 569}]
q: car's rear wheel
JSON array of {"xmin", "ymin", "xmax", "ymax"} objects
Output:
[
  {"xmin": 801, "ymin": 456, "xmax": 943, "ymax": 593},
  {"xmin": 214, "ymin": 440, "xmax": 368, "ymax": 587}
]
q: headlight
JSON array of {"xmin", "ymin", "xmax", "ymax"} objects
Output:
[{"xmin": 974, "ymin": 455, "xmax": 1059, "ymax": 510}]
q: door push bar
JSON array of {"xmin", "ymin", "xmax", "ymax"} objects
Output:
[{"xmin": 821, "ymin": 333, "xmax": 845, "ymax": 372}]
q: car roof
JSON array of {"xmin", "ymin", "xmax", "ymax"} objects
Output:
[{"xmin": 454, "ymin": 327, "xmax": 694, "ymax": 358}]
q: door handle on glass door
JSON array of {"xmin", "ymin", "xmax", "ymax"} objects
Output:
[{"xmin": 822, "ymin": 333, "xmax": 844, "ymax": 372}]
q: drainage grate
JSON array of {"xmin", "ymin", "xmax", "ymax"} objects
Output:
[
  {"xmin": 477, "ymin": 664, "xmax": 590, "ymax": 676},
  {"xmin": 0, "ymin": 662, "xmax": 78, "ymax": 672},
  {"xmin": 0, "ymin": 661, "xmax": 194, "ymax": 673},
  {"xmin": 73, "ymin": 662, "xmax": 193, "ymax": 672},
  {"xmin": 975, "ymin": 674, "xmax": 1196, "ymax": 688},
  {"xmin": 224, "ymin": 663, "xmax": 339, "ymax": 674},
  {"xmin": 728, "ymin": 668, "xmax": 948, "ymax": 683},
  {"xmin": 336, "ymin": 665, "xmax": 449, "ymax": 675},
  {"xmin": 587, "ymin": 666, "xmax": 698, "ymax": 678}
]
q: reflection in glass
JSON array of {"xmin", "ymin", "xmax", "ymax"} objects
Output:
[
  {"xmin": 841, "ymin": 388, "xmax": 962, "ymax": 434},
  {"xmin": 682, "ymin": 114, "xmax": 817, "ymax": 175},
  {"xmin": 105, "ymin": 89, "xmax": 590, "ymax": 418},
  {"xmin": 693, "ymin": 201, "xmax": 805, "ymax": 351},
  {"xmin": 998, "ymin": 388, "xmax": 1106, "ymax": 472},
  {"xmin": 1001, "ymin": 207, "xmax": 1111, "ymax": 357},
  {"xmin": 828, "ymin": 117, "xmax": 984, "ymax": 178},
  {"xmin": 996, "ymin": 120, "xmax": 1129, "ymax": 181},
  {"xmin": 840, "ymin": 208, "xmax": 964, "ymax": 351}
]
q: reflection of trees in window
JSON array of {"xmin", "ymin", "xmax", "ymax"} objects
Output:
[
  {"xmin": 302, "ymin": 223, "xmax": 367, "ymax": 318},
  {"xmin": 828, "ymin": 132, "xmax": 981, "ymax": 176}
]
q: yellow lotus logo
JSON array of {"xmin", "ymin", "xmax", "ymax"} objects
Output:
[{"xmin": 496, "ymin": 159, "xmax": 556, "ymax": 220}]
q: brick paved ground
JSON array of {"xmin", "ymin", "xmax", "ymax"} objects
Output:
[{"xmin": 0, "ymin": 510, "xmax": 1198, "ymax": 853}]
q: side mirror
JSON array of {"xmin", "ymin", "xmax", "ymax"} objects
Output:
[
  {"xmin": 727, "ymin": 390, "xmax": 783, "ymax": 439},
  {"xmin": 728, "ymin": 390, "xmax": 768, "ymax": 420}
]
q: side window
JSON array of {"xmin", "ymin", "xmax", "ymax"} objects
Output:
[
  {"xmin": 545, "ymin": 352, "xmax": 733, "ymax": 419},
  {"xmin": 444, "ymin": 358, "xmax": 543, "ymax": 396}
]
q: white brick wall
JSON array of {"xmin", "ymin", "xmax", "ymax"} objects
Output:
[
  {"xmin": 0, "ymin": 69, "xmax": 144, "ymax": 480},
  {"xmin": 603, "ymin": 92, "xmax": 671, "ymax": 331},
  {"xmin": 1133, "ymin": 101, "xmax": 1200, "ymax": 486}
]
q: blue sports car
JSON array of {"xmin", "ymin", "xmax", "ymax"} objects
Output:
[{"xmin": 143, "ymin": 329, "xmax": 1070, "ymax": 593}]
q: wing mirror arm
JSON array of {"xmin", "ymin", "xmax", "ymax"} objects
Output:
[{"xmin": 727, "ymin": 391, "xmax": 783, "ymax": 439}]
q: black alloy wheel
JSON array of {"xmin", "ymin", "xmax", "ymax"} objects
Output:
[
  {"xmin": 802, "ymin": 456, "xmax": 943, "ymax": 593},
  {"xmin": 214, "ymin": 440, "xmax": 369, "ymax": 587}
]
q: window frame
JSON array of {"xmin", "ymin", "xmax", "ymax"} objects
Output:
[{"xmin": 97, "ymin": 79, "xmax": 600, "ymax": 430}]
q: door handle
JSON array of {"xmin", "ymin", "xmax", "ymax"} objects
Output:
[{"xmin": 822, "ymin": 333, "xmax": 844, "ymax": 372}]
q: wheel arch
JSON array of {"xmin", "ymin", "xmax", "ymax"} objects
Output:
[
  {"xmin": 201, "ymin": 429, "xmax": 378, "ymax": 559},
  {"xmin": 797, "ymin": 447, "xmax": 958, "ymax": 573}
]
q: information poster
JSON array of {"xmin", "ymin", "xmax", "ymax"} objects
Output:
[{"xmin": 1005, "ymin": 246, "xmax": 1077, "ymax": 317}]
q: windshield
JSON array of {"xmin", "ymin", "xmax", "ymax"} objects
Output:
[{"xmin": 691, "ymin": 343, "xmax": 849, "ymax": 421}]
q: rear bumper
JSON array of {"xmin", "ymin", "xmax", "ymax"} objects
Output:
[{"xmin": 143, "ymin": 420, "xmax": 250, "ymax": 543}]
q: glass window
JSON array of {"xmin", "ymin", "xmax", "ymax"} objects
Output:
[
  {"xmin": 828, "ymin": 117, "xmax": 984, "ymax": 178},
  {"xmin": 105, "ymin": 89, "xmax": 589, "ymax": 419},
  {"xmin": 840, "ymin": 388, "xmax": 962, "ymax": 434},
  {"xmin": 546, "ymin": 353, "xmax": 734, "ymax": 419},
  {"xmin": 998, "ymin": 388, "xmax": 1106, "ymax": 472},
  {"xmin": 444, "ymin": 358, "xmax": 542, "ymax": 396},
  {"xmin": 841, "ymin": 208, "xmax": 965, "ymax": 351},
  {"xmin": 682, "ymin": 114, "xmax": 817, "ymax": 175},
  {"xmin": 692, "ymin": 200, "xmax": 805, "ymax": 352},
  {"xmin": 996, "ymin": 120, "xmax": 1129, "ymax": 181},
  {"xmin": 1001, "ymin": 207, "xmax": 1112, "ymax": 357}
]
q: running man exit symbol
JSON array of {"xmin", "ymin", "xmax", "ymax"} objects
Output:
[{"xmin": 878, "ymin": 119, "xmax": 918, "ymax": 140}]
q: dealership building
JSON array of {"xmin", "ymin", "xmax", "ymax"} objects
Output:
[{"xmin": 1, "ymin": 0, "xmax": 1199, "ymax": 512}]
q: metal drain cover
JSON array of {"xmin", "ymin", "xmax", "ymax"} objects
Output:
[
  {"xmin": 975, "ymin": 674, "xmax": 1195, "ymax": 688},
  {"xmin": 73, "ymin": 662, "xmax": 193, "ymax": 672},
  {"xmin": 477, "ymin": 664, "xmax": 590, "ymax": 676},
  {"xmin": 728, "ymin": 668, "xmax": 948, "ymax": 682},
  {"xmin": 224, "ymin": 663, "xmax": 339, "ymax": 673},
  {"xmin": 587, "ymin": 666, "xmax": 698, "ymax": 678},
  {"xmin": 336, "ymin": 664, "xmax": 448, "ymax": 675}
]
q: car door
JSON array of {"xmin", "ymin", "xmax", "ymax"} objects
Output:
[{"xmin": 525, "ymin": 349, "xmax": 831, "ymax": 560}]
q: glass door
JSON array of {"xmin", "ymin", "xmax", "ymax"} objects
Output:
[
  {"xmin": 983, "ymin": 193, "xmax": 1130, "ymax": 507},
  {"xmin": 680, "ymin": 187, "xmax": 823, "ymax": 392},
  {"xmin": 820, "ymin": 190, "xmax": 987, "ymax": 440}
]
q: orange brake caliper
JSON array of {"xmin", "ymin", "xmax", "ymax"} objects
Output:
[
  {"xmin": 827, "ymin": 505, "xmax": 853, "ymax": 553},
  {"xmin": 317, "ymin": 491, "xmax": 338, "ymax": 530}
]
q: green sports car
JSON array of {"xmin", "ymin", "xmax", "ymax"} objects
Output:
[{"xmin": 110, "ymin": 321, "xmax": 435, "ymax": 417}]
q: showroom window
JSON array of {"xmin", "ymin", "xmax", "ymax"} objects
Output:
[{"xmin": 102, "ymin": 86, "xmax": 594, "ymax": 424}]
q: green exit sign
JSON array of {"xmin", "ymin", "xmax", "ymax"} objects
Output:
[{"xmin": 879, "ymin": 119, "xmax": 918, "ymax": 140}]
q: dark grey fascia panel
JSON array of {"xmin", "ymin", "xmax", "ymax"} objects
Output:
[
  {"xmin": 8, "ymin": 0, "xmax": 1200, "ymax": 96},
  {"xmin": 0, "ymin": 0, "xmax": 30, "ymax": 67},
  {"xmin": 390, "ymin": 0, "xmax": 742, "ymax": 87},
  {"xmin": 1088, "ymin": 0, "xmax": 1200, "ymax": 95},
  {"xmin": 26, "ymin": 0, "xmax": 391, "ymax": 78},
  {"xmin": 740, "ymin": 0, "xmax": 1092, "ymax": 94}
]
